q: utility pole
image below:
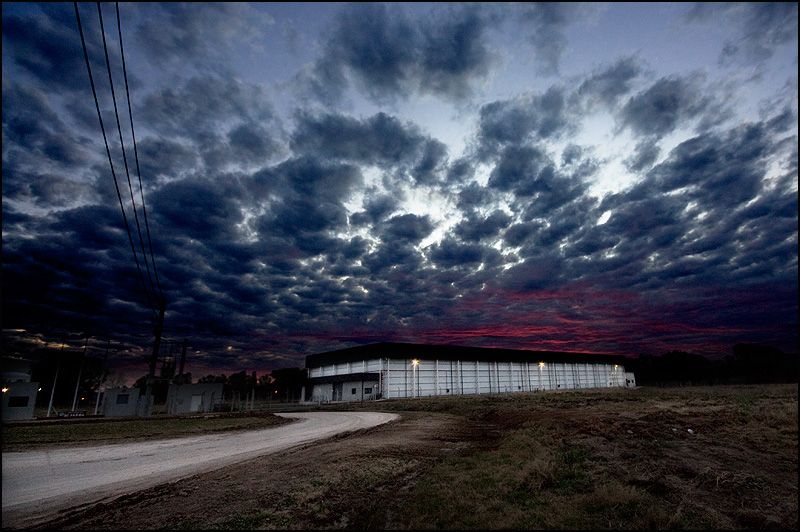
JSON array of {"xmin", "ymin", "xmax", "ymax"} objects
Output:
[
  {"xmin": 95, "ymin": 338, "xmax": 111, "ymax": 415},
  {"xmin": 178, "ymin": 339, "xmax": 187, "ymax": 378},
  {"xmin": 71, "ymin": 335, "xmax": 89, "ymax": 411},
  {"xmin": 47, "ymin": 335, "xmax": 67, "ymax": 417},
  {"xmin": 143, "ymin": 299, "xmax": 166, "ymax": 417}
]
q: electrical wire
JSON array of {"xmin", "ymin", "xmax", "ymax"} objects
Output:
[
  {"xmin": 96, "ymin": 2, "xmax": 157, "ymax": 301},
  {"xmin": 115, "ymin": 1, "xmax": 164, "ymax": 303},
  {"xmin": 74, "ymin": 2, "xmax": 156, "ymax": 319}
]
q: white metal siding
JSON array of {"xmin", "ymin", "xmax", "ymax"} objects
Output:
[{"xmin": 309, "ymin": 357, "xmax": 629, "ymax": 401}]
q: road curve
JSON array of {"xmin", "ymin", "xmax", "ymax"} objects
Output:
[{"xmin": 2, "ymin": 411, "xmax": 398, "ymax": 526}]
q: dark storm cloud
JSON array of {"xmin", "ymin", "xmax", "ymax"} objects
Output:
[
  {"xmin": 362, "ymin": 242, "xmax": 424, "ymax": 274},
  {"xmin": 624, "ymin": 139, "xmax": 661, "ymax": 173},
  {"xmin": 138, "ymin": 77, "xmax": 283, "ymax": 171},
  {"xmin": 135, "ymin": 137, "xmax": 198, "ymax": 183},
  {"xmin": 429, "ymin": 237, "xmax": 486, "ymax": 268},
  {"xmin": 413, "ymin": 139, "xmax": 449, "ymax": 185},
  {"xmin": 349, "ymin": 193, "xmax": 399, "ymax": 226},
  {"xmin": 150, "ymin": 178, "xmax": 244, "ymax": 243},
  {"xmin": 476, "ymin": 87, "xmax": 573, "ymax": 157},
  {"xmin": 133, "ymin": 3, "xmax": 274, "ymax": 72},
  {"xmin": 619, "ymin": 74, "xmax": 713, "ymax": 138},
  {"xmin": 487, "ymin": 145, "xmax": 548, "ymax": 193},
  {"xmin": 139, "ymin": 77, "xmax": 278, "ymax": 138},
  {"xmin": 271, "ymin": 156, "xmax": 362, "ymax": 204},
  {"xmin": 686, "ymin": 3, "xmax": 798, "ymax": 66},
  {"xmin": 3, "ymin": 3, "xmax": 97, "ymax": 91},
  {"xmin": 303, "ymin": 3, "xmax": 497, "ymax": 104},
  {"xmin": 446, "ymin": 157, "xmax": 476, "ymax": 184},
  {"xmin": 590, "ymin": 113, "xmax": 796, "ymax": 296},
  {"xmin": 2, "ymin": 164, "xmax": 90, "ymax": 209},
  {"xmin": 454, "ymin": 210, "xmax": 512, "ymax": 242},
  {"xmin": 574, "ymin": 56, "xmax": 643, "ymax": 109},
  {"xmin": 379, "ymin": 214, "xmax": 434, "ymax": 243},
  {"xmin": 503, "ymin": 221, "xmax": 544, "ymax": 248},
  {"xmin": 2, "ymin": 82, "xmax": 90, "ymax": 170},
  {"xmin": 455, "ymin": 182, "xmax": 495, "ymax": 213},
  {"xmin": 515, "ymin": 3, "xmax": 585, "ymax": 75},
  {"xmin": 486, "ymin": 143, "xmax": 586, "ymax": 213},
  {"xmin": 292, "ymin": 112, "xmax": 427, "ymax": 168},
  {"xmin": 498, "ymin": 254, "xmax": 565, "ymax": 292},
  {"xmin": 640, "ymin": 121, "xmax": 778, "ymax": 208},
  {"xmin": 2, "ymin": 201, "xmax": 160, "ymax": 339}
]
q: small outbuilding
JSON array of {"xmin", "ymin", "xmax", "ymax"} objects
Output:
[
  {"xmin": 100, "ymin": 386, "xmax": 140, "ymax": 417},
  {"xmin": 166, "ymin": 383, "xmax": 223, "ymax": 414},
  {"xmin": 2, "ymin": 382, "xmax": 39, "ymax": 421},
  {"xmin": 2, "ymin": 357, "xmax": 39, "ymax": 420}
]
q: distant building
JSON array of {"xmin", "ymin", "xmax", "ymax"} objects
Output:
[
  {"xmin": 306, "ymin": 342, "xmax": 634, "ymax": 403},
  {"xmin": 2, "ymin": 357, "xmax": 39, "ymax": 420},
  {"xmin": 166, "ymin": 383, "xmax": 223, "ymax": 414},
  {"xmin": 100, "ymin": 386, "xmax": 140, "ymax": 417}
]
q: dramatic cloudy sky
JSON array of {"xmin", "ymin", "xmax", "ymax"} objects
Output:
[{"xmin": 2, "ymin": 3, "xmax": 798, "ymax": 377}]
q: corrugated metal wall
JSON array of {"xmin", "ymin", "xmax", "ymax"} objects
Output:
[{"xmin": 309, "ymin": 358, "xmax": 627, "ymax": 401}]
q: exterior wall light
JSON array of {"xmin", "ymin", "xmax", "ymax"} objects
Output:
[
  {"xmin": 1, "ymin": 387, "xmax": 8, "ymax": 393},
  {"xmin": 411, "ymin": 359, "xmax": 420, "ymax": 366},
  {"xmin": 539, "ymin": 362, "xmax": 545, "ymax": 367}
]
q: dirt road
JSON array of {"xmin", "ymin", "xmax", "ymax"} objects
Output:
[{"xmin": 1, "ymin": 411, "xmax": 398, "ymax": 527}]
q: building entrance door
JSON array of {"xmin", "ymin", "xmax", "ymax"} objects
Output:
[
  {"xmin": 190, "ymin": 394, "xmax": 203, "ymax": 412},
  {"xmin": 332, "ymin": 383, "xmax": 343, "ymax": 401}
]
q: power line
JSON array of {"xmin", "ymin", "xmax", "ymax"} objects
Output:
[
  {"xmin": 74, "ymin": 2, "xmax": 156, "ymax": 319},
  {"xmin": 115, "ymin": 1, "xmax": 164, "ymax": 302},
  {"xmin": 96, "ymin": 2, "xmax": 157, "ymax": 301}
]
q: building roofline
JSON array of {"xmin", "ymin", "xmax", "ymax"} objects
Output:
[{"xmin": 305, "ymin": 342, "xmax": 631, "ymax": 368}]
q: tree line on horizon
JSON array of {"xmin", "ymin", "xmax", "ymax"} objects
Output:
[
  {"xmin": 12, "ymin": 342, "xmax": 798, "ymax": 411},
  {"xmin": 627, "ymin": 343, "xmax": 798, "ymax": 386}
]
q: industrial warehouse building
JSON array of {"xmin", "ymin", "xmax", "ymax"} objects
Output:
[{"xmin": 306, "ymin": 342, "xmax": 634, "ymax": 403}]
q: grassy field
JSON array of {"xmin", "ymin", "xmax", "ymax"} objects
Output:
[
  {"xmin": 1, "ymin": 413, "xmax": 290, "ymax": 451},
  {"xmin": 363, "ymin": 385, "xmax": 798, "ymax": 529},
  {"xmin": 23, "ymin": 384, "xmax": 799, "ymax": 530}
]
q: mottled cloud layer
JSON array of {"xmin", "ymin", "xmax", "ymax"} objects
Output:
[{"xmin": 2, "ymin": 3, "xmax": 797, "ymax": 375}]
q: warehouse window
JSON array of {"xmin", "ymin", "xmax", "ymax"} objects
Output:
[
  {"xmin": 364, "ymin": 387, "xmax": 372, "ymax": 394},
  {"xmin": 351, "ymin": 388, "xmax": 357, "ymax": 395},
  {"xmin": 116, "ymin": 394, "xmax": 130, "ymax": 404},
  {"xmin": 8, "ymin": 396, "xmax": 29, "ymax": 407}
]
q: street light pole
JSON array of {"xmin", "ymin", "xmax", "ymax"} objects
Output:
[
  {"xmin": 71, "ymin": 335, "xmax": 89, "ymax": 411},
  {"xmin": 47, "ymin": 335, "xmax": 67, "ymax": 417}
]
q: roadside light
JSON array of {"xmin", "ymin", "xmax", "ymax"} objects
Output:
[
  {"xmin": 38, "ymin": 387, "xmax": 42, "ymax": 391},
  {"xmin": 411, "ymin": 359, "xmax": 420, "ymax": 366},
  {"xmin": 227, "ymin": 346, "xmax": 233, "ymax": 351},
  {"xmin": 1, "ymin": 387, "xmax": 8, "ymax": 393},
  {"xmin": 81, "ymin": 397, "xmax": 86, "ymax": 401}
]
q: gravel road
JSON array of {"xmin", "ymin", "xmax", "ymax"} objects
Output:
[{"xmin": 1, "ymin": 411, "xmax": 398, "ymax": 526}]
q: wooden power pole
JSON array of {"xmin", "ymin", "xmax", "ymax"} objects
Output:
[{"xmin": 143, "ymin": 300, "xmax": 166, "ymax": 417}]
